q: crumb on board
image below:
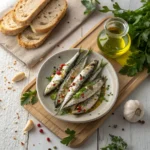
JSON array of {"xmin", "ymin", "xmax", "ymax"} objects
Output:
[
  {"xmin": 13, "ymin": 137, "xmax": 17, "ymax": 140},
  {"xmin": 21, "ymin": 142, "xmax": 24, "ymax": 146},
  {"xmin": 16, "ymin": 113, "xmax": 20, "ymax": 119},
  {"xmin": 13, "ymin": 60, "xmax": 17, "ymax": 65},
  {"xmin": 8, "ymin": 87, "xmax": 12, "ymax": 90}
]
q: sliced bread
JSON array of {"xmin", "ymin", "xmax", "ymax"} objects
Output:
[
  {"xmin": 17, "ymin": 27, "xmax": 51, "ymax": 49},
  {"xmin": 13, "ymin": 0, "xmax": 51, "ymax": 26},
  {"xmin": 0, "ymin": 10, "xmax": 27, "ymax": 36},
  {"xmin": 30, "ymin": 0, "xmax": 67, "ymax": 33}
]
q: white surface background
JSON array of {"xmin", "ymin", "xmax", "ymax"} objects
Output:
[{"xmin": 0, "ymin": 0, "xmax": 149, "ymax": 150}]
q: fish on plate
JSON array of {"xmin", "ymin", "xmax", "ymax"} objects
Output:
[
  {"xmin": 55, "ymin": 50, "xmax": 91, "ymax": 108},
  {"xmin": 44, "ymin": 50, "xmax": 81, "ymax": 95},
  {"xmin": 59, "ymin": 60, "xmax": 99, "ymax": 110},
  {"xmin": 72, "ymin": 90, "xmax": 101, "ymax": 115},
  {"xmin": 64, "ymin": 78, "xmax": 104, "ymax": 109}
]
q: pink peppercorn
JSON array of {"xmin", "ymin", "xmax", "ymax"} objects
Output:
[
  {"xmin": 39, "ymin": 129, "xmax": 44, "ymax": 133},
  {"xmin": 37, "ymin": 124, "xmax": 41, "ymax": 127}
]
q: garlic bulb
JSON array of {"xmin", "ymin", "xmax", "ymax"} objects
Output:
[
  {"xmin": 23, "ymin": 120, "xmax": 34, "ymax": 133},
  {"xmin": 124, "ymin": 100, "xmax": 144, "ymax": 123}
]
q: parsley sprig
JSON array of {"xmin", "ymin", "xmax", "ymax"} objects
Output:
[
  {"xmin": 21, "ymin": 90, "xmax": 38, "ymax": 106},
  {"xmin": 81, "ymin": 0, "xmax": 100, "ymax": 15},
  {"xmin": 99, "ymin": 1, "xmax": 150, "ymax": 76},
  {"xmin": 61, "ymin": 128, "xmax": 76, "ymax": 146},
  {"xmin": 101, "ymin": 134, "xmax": 128, "ymax": 150}
]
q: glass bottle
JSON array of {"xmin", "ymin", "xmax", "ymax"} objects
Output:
[{"xmin": 97, "ymin": 17, "xmax": 131, "ymax": 58}]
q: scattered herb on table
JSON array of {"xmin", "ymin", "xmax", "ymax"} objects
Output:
[
  {"xmin": 101, "ymin": 134, "xmax": 128, "ymax": 150},
  {"xmin": 60, "ymin": 128, "xmax": 76, "ymax": 146},
  {"xmin": 53, "ymin": 146, "xmax": 58, "ymax": 149},
  {"xmin": 21, "ymin": 90, "xmax": 38, "ymax": 106},
  {"xmin": 99, "ymin": 1, "xmax": 150, "ymax": 76},
  {"xmin": 81, "ymin": 0, "xmax": 100, "ymax": 15}
]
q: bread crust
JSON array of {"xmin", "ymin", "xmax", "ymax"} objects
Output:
[
  {"xmin": 0, "ymin": 10, "xmax": 27, "ymax": 36},
  {"xmin": 30, "ymin": 0, "xmax": 67, "ymax": 33},
  {"xmin": 13, "ymin": 0, "xmax": 50, "ymax": 26},
  {"xmin": 17, "ymin": 28, "xmax": 52, "ymax": 49},
  {"xmin": 17, "ymin": 0, "xmax": 68, "ymax": 49}
]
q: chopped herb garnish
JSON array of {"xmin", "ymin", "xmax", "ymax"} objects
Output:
[
  {"xmin": 73, "ymin": 87, "xmax": 87, "ymax": 99},
  {"xmin": 106, "ymin": 85, "xmax": 110, "ymax": 90},
  {"xmin": 99, "ymin": 84, "xmax": 108, "ymax": 102},
  {"xmin": 61, "ymin": 128, "xmax": 76, "ymax": 146},
  {"xmin": 46, "ymin": 76, "xmax": 53, "ymax": 81},
  {"xmin": 21, "ymin": 90, "xmax": 38, "ymax": 106},
  {"xmin": 101, "ymin": 134, "xmax": 128, "ymax": 150},
  {"xmin": 60, "ymin": 109, "xmax": 70, "ymax": 115},
  {"xmin": 50, "ymin": 90, "xmax": 57, "ymax": 100}
]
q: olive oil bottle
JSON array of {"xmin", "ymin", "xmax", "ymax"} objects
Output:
[{"xmin": 97, "ymin": 17, "xmax": 131, "ymax": 58}]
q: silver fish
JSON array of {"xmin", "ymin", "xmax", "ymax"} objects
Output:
[
  {"xmin": 64, "ymin": 78, "xmax": 104, "ymax": 108},
  {"xmin": 55, "ymin": 50, "xmax": 90, "ymax": 107},
  {"xmin": 60, "ymin": 60, "xmax": 98, "ymax": 110},
  {"xmin": 89, "ymin": 60, "xmax": 107, "ymax": 82},
  {"xmin": 72, "ymin": 90, "xmax": 101, "ymax": 115},
  {"xmin": 44, "ymin": 51, "xmax": 80, "ymax": 95}
]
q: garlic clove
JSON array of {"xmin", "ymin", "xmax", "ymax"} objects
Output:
[
  {"xmin": 124, "ymin": 100, "xmax": 144, "ymax": 123},
  {"xmin": 23, "ymin": 120, "xmax": 34, "ymax": 133},
  {"xmin": 12, "ymin": 72, "xmax": 26, "ymax": 82}
]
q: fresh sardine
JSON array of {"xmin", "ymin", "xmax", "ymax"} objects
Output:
[
  {"xmin": 72, "ymin": 90, "xmax": 101, "ymax": 115},
  {"xmin": 60, "ymin": 60, "xmax": 98, "ymax": 110},
  {"xmin": 89, "ymin": 60, "xmax": 107, "ymax": 82},
  {"xmin": 55, "ymin": 50, "xmax": 90, "ymax": 107},
  {"xmin": 64, "ymin": 78, "xmax": 104, "ymax": 108},
  {"xmin": 44, "ymin": 51, "xmax": 81, "ymax": 95}
]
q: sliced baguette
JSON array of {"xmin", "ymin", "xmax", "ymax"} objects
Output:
[
  {"xmin": 13, "ymin": 0, "xmax": 51, "ymax": 26},
  {"xmin": 30, "ymin": 0, "xmax": 67, "ymax": 33},
  {"xmin": 18, "ymin": 0, "xmax": 67, "ymax": 49},
  {"xmin": 17, "ymin": 27, "xmax": 51, "ymax": 49},
  {"xmin": 0, "ymin": 10, "xmax": 27, "ymax": 36}
]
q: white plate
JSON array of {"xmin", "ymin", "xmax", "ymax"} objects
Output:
[{"xmin": 37, "ymin": 49, "xmax": 119, "ymax": 123}]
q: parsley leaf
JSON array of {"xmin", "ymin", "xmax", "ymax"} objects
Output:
[
  {"xmin": 101, "ymin": 134, "xmax": 128, "ymax": 150},
  {"xmin": 61, "ymin": 128, "xmax": 76, "ymax": 146},
  {"xmin": 99, "ymin": 6, "xmax": 112, "ymax": 13},
  {"xmin": 100, "ymin": 1, "xmax": 150, "ymax": 76},
  {"xmin": 113, "ymin": 2, "xmax": 124, "ymax": 11},
  {"xmin": 81, "ymin": 0, "xmax": 99, "ymax": 15},
  {"xmin": 21, "ymin": 90, "xmax": 38, "ymax": 106}
]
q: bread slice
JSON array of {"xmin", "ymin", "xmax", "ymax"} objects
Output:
[
  {"xmin": 18, "ymin": 0, "xmax": 67, "ymax": 49},
  {"xmin": 0, "ymin": 10, "xmax": 27, "ymax": 36},
  {"xmin": 13, "ymin": 0, "xmax": 51, "ymax": 26},
  {"xmin": 30, "ymin": 0, "xmax": 67, "ymax": 33},
  {"xmin": 17, "ymin": 27, "xmax": 51, "ymax": 49}
]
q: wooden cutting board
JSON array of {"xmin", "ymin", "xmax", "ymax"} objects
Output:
[{"xmin": 22, "ymin": 18, "xmax": 148, "ymax": 148}]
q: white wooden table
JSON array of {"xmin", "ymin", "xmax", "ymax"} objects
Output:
[{"xmin": 0, "ymin": 0, "xmax": 150, "ymax": 150}]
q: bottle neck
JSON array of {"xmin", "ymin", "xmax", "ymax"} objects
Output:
[{"xmin": 104, "ymin": 17, "xmax": 129, "ymax": 38}]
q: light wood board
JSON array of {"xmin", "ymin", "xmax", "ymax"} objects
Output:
[{"xmin": 22, "ymin": 18, "xmax": 148, "ymax": 148}]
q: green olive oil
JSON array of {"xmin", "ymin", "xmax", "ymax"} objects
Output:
[{"xmin": 97, "ymin": 17, "xmax": 131, "ymax": 58}]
